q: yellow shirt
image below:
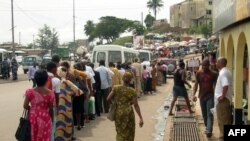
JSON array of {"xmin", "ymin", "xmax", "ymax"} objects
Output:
[
  {"xmin": 69, "ymin": 68, "xmax": 87, "ymax": 82},
  {"xmin": 110, "ymin": 67, "xmax": 121, "ymax": 86}
]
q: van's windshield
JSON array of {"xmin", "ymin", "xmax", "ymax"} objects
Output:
[
  {"xmin": 139, "ymin": 52, "xmax": 149, "ymax": 61},
  {"xmin": 23, "ymin": 57, "xmax": 36, "ymax": 62}
]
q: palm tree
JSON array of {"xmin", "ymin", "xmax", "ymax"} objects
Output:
[{"xmin": 147, "ymin": 0, "xmax": 164, "ymax": 20}]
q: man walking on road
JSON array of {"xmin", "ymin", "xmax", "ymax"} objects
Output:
[
  {"xmin": 214, "ymin": 57, "xmax": 233, "ymax": 139},
  {"xmin": 193, "ymin": 59, "xmax": 218, "ymax": 138},
  {"xmin": 132, "ymin": 58, "xmax": 142, "ymax": 97},
  {"xmin": 27, "ymin": 62, "xmax": 39, "ymax": 87}
]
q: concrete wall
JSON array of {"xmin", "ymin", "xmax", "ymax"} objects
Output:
[{"xmin": 219, "ymin": 21, "xmax": 250, "ymax": 124}]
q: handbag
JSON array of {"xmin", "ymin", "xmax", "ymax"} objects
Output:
[
  {"xmin": 107, "ymin": 101, "xmax": 117, "ymax": 121},
  {"xmin": 15, "ymin": 109, "xmax": 31, "ymax": 141}
]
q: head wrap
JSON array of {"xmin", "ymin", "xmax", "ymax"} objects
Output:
[{"xmin": 122, "ymin": 72, "xmax": 133, "ymax": 82}]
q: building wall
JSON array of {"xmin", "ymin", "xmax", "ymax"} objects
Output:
[
  {"xmin": 170, "ymin": 0, "xmax": 209, "ymax": 28},
  {"xmin": 219, "ymin": 21, "xmax": 250, "ymax": 124}
]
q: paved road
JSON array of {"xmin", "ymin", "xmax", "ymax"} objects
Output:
[{"xmin": 0, "ymin": 78, "xmax": 174, "ymax": 141}]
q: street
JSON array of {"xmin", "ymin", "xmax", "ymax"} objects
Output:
[{"xmin": 0, "ymin": 78, "xmax": 173, "ymax": 141}]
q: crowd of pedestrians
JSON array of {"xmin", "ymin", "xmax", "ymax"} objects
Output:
[
  {"xmin": 22, "ymin": 55, "xmax": 169, "ymax": 141},
  {"xmin": 1, "ymin": 57, "xmax": 18, "ymax": 80}
]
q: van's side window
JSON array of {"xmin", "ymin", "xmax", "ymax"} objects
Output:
[
  {"xmin": 109, "ymin": 51, "xmax": 121, "ymax": 63},
  {"xmin": 97, "ymin": 52, "xmax": 106, "ymax": 62},
  {"xmin": 93, "ymin": 51, "xmax": 96, "ymax": 63}
]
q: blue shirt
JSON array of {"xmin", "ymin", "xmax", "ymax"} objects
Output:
[
  {"xmin": 27, "ymin": 66, "xmax": 38, "ymax": 79},
  {"xmin": 95, "ymin": 66, "xmax": 112, "ymax": 90}
]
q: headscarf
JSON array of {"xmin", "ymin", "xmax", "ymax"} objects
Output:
[
  {"xmin": 57, "ymin": 66, "xmax": 67, "ymax": 79},
  {"xmin": 122, "ymin": 72, "xmax": 133, "ymax": 83}
]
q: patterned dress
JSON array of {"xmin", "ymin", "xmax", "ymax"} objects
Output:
[
  {"xmin": 25, "ymin": 89, "xmax": 55, "ymax": 141},
  {"xmin": 55, "ymin": 80, "xmax": 83, "ymax": 141},
  {"xmin": 113, "ymin": 85, "xmax": 137, "ymax": 141}
]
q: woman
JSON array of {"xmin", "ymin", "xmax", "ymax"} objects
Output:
[
  {"xmin": 156, "ymin": 63, "xmax": 163, "ymax": 86},
  {"xmin": 55, "ymin": 67, "xmax": 83, "ymax": 141},
  {"xmin": 23, "ymin": 70, "xmax": 55, "ymax": 141},
  {"xmin": 168, "ymin": 62, "xmax": 194, "ymax": 116},
  {"xmin": 107, "ymin": 72, "xmax": 144, "ymax": 141}
]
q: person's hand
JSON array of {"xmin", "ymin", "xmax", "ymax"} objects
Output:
[
  {"xmin": 218, "ymin": 95, "xmax": 225, "ymax": 102},
  {"xmin": 188, "ymin": 84, "xmax": 192, "ymax": 89},
  {"xmin": 139, "ymin": 119, "xmax": 144, "ymax": 128},
  {"xmin": 193, "ymin": 96, "xmax": 197, "ymax": 102},
  {"xmin": 29, "ymin": 79, "xmax": 31, "ymax": 82}
]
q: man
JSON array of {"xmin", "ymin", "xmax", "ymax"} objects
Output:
[
  {"xmin": 214, "ymin": 57, "xmax": 233, "ymax": 139},
  {"xmin": 46, "ymin": 62, "xmax": 61, "ymax": 141},
  {"xmin": 90, "ymin": 63, "xmax": 101, "ymax": 117},
  {"xmin": 52, "ymin": 54, "xmax": 61, "ymax": 67},
  {"xmin": 109, "ymin": 62, "xmax": 121, "ymax": 87},
  {"xmin": 193, "ymin": 59, "xmax": 217, "ymax": 138},
  {"xmin": 1, "ymin": 58, "xmax": 8, "ymax": 79},
  {"xmin": 11, "ymin": 58, "xmax": 18, "ymax": 80},
  {"xmin": 132, "ymin": 58, "xmax": 142, "ymax": 97},
  {"xmin": 95, "ymin": 60, "xmax": 112, "ymax": 113},
  {"xmin": 27, "ymin": 62, "xmax": 39, "ymax": 87}
]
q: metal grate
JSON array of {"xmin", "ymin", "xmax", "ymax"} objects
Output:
[
  {"xmin": 172, "ymin": 122, "xmax": 200, "ymax": 141},
  {"xmin": 176, "ymin": 100, "xmax": 187, "ymax": 106},
  {"xmin": 175, "ymin": 112, "xmax": 195, "ymax": 118},
  {"xmin": 173, "ymin": 118, "xmax": 196, "ymax": 123}
]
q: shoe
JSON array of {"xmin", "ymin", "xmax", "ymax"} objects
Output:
[
  {"xmin": 72, "ymin": 137, "xmax": 76, "ymax": 140},
  {"xmin": 77, "ymin": 126, "xmax": 81, "ymax": 130},
  {"xmin": 206, "ymin": 133, "xmax": 212, "ymax": 138}
]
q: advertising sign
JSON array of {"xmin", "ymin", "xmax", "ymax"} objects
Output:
[{"xmin": 213, "ymin": 0, "xmax": 250, "ymax": 32}]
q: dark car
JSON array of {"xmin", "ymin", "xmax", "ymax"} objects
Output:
[
  {"xmin": 40, "ymin": 57, "xmax": 51, "ymax": 70},
  {"xmin": 158, "ymin": 58, "xmax": 177, "ymax": 77}
]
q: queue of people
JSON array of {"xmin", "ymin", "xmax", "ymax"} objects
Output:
[
  {"xmin": 1, "ymin": 57, "xmax": 18, "ymax": 80},
  {"xmin": 22, "ymin": 54, "xmax": 172, "ymax": 141}
]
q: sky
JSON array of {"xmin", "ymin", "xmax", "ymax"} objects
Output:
[{"xmin": 0, "ymin": 0, "xmax": 183, "ymax": 45}]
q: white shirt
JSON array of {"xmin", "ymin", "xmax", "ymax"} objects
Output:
[
  {"xmin": 48, "ymin": 72, "xmax": 61, "ymax": 93},
  {"xmin": 214, "ymin": 67, "xmax": 233, "ymax": 103},
  {"xmin": 86, "ymin": 66, "xmax": 95, "ymax": 77}
]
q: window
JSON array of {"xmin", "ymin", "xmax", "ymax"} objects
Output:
[
  {"xmin": 108, "ymin": 51, "xmax": 121, "ymax": 63},
  {"xmin": 206, "ymin": 10, "xmax": 212, "ymax": 15},
  {"xmin": 93, "ymin": 51, "xmax": 96, "ymax": 63},
  {"xmin": 97, "ymin": 52, "xmax": 106, "ymax": 63},
  {"xmin": 0, "ymin": 53, "xmax": 2, "ymax": 62},
  {"xmin": 209, "ymin": 1, "xmax": 212, "ymax": 5},
  {"xmin": 139, "ymin": 52, "xmax": 149, "ymax": 61},
  {"xmin": 124, "ymin": 52, "xmax": 134, "ymax": 63}
]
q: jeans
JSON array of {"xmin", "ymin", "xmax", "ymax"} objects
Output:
[{"xmin": 200, "ymin": 97, "xmax": 214, "ymax": 133}]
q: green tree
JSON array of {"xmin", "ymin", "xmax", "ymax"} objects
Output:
[
  {"xmin": 147, "ymin": 0, "xmax": 164, "ymax": 19},
  {"xmin": 144, "ymin": 13, "xmax": 155, "ymax": 29},
  {"xmin": 84, "ymin": 20, "xmax": 95, "ymax": 42},
  {"xmin": 112, "ymin": 36, "xmax": 133, "ymax": 46},
  {"xmin": 84, "ymin": 16, "xmax": 143, "ymax": 44},
  {"xmin": 36, "ymin": 24, "xmax": 59, "ymax": 49}
]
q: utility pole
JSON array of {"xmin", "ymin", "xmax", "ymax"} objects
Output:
[
  {"xmin": 11, "ymin": 0, "xmax": 15, "ymax": 57},
  {"xmin": 141, "ymin": 12, "xmax": 144, "ymax": 26},
  {"xmin": 33, "ymin": 34, "xmax": 35, "ymax": 49},
  {"xmin": 73, "ymin": 0, "xmax": 76, "ymax": 60},
  {"xmin": 19, "ymin": 32, "xmax": 21, "ymax": 47}
]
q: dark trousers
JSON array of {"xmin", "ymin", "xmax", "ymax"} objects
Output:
[
  {"xmin": 95, "ymin": 90, "xmax": 101, "ymax": 116},
  {"xmin": 12, "ymin": 70, "xmax": 17, "ymax": 80},
  {"xmin": 97, "ymin": 88, "xmax": 110, "ymax": 113},
  {"xmin": 31, "ymin": 79, "xmax": 37, "ymax": 88},
  {"xmin": 200, "ymin": 97, "xmax": 214, "ymax": 133},
  {"xmin": 163, "ymin": 71, "xmax": 167, "ymax": 83}
]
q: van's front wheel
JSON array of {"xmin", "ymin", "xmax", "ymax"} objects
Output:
[{"xmin": 23, "ymin": 69, "xmax": 28, "ymax": 74}]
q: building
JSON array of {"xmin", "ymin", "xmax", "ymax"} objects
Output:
[
  {"xmin": 214, "ymin": 0, "xmax": 250, "ymax": 125},
  {"xmin": 170, "ymin": 0, "xmax": 213, "ymax": 28}
]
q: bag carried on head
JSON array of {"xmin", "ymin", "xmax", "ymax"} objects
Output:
[{"xmin": 15, "ymin": 109, "xmax": 31, "ymax": 141}]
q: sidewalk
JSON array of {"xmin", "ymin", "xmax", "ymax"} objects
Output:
[
  {"xmin": 0, "ymin": 74, "xmax": 28, "ymax": 84},
  {"xmin": 164, "ymin": 86, "xmax": 222, "ymax": 141}
]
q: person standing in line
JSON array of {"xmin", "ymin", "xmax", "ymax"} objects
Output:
[
  {"xmin": 193, "ymin": 59, "xmax": 218, "ymax": 138},
  {"xmin": 11, "ymin": 58, "xmax": 18, "ymax": 80},
  {"xmin": 23, "ymin": 70, "xmax": 55, "ymax": 141},
  {"xmin": 132, "ymin": 58, "xmax": 142, "ymax": 97},
  {"xmin": 1, "ymin": 58, "xmax": 8, "ymax": 79},
  {"xmin": 7, "ymin": 57, "xmax": 11, "ymax": 79},
  {"xmin": 168, "ymin": 62, "xmax": 194, "ymax": 116},
  {"xmin": 156, "ymin": 63, "xmax": 163, "ymax": 86},
  {"xmin": 89, "ymin": 63, "xmax": 102, "ymax": 117},
  {"xmin": 52, "ymin": 54, "xmax": 61, "ymax": 67},
  {"xmin": 151, "ymin": 61, "xmax": 157, "ymax": 92},
  {"xmin": 214, "ymin": 57, "xmax": 233, "ymax": 139},
  {"xmin": 109, "ymin": 62, "xmax": 121, "ymax": 87},
  {"xmin": 107, "ymin": 72, "xmax": 144, "ymax": 141},
  {"xmin": 46, "ymin": 62, "xmax": 61, "ymax": 141},
  {"xmin": 27, "ymin": 62, "xmax": 39, "ymax": 88},
  {"xmin": 95, "ymin": 60, "xmax": 112, "ymax": 113}
]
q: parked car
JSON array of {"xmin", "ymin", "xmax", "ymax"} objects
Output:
[
  {"xmin": 158, "ymin": 58, "xmax": 177, "ymax": 77},
  {"xmin": 40, "ymin": 57, "xmax": 52, "ymax": 70},
  {"xmin": 22, "ymin": 55, "xmax": 42, "ymax": 74},
  {"xmin": 16, "ymin": 56, "xmax": 23, "ymax": 65}
]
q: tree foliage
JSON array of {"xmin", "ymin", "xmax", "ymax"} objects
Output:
[
  {"xmin": 189, "ymin": 24, "xmax": 212, "ymax": 38},
  {"xmin": 147, "ymin": 0, "xmax": 164, "ymax": 19},
  {"xmin": 84, "ymin": 16, "xmax": 145, "ymax": 44},
  {"xmin": 144, "ymin": 13, "xmax": 155, "ymax": 29},
  {"xmin": 112, "ymin": 36, "xmax": 133, "ymax": 46},
  {"xmin": 36, "ymin": 24, "xmax": 59, "ymax": 49}
]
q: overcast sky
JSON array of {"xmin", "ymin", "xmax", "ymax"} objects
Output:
[{"xmin": 0, "ymin": 0, "xmax": 183, "ymax": 45}]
